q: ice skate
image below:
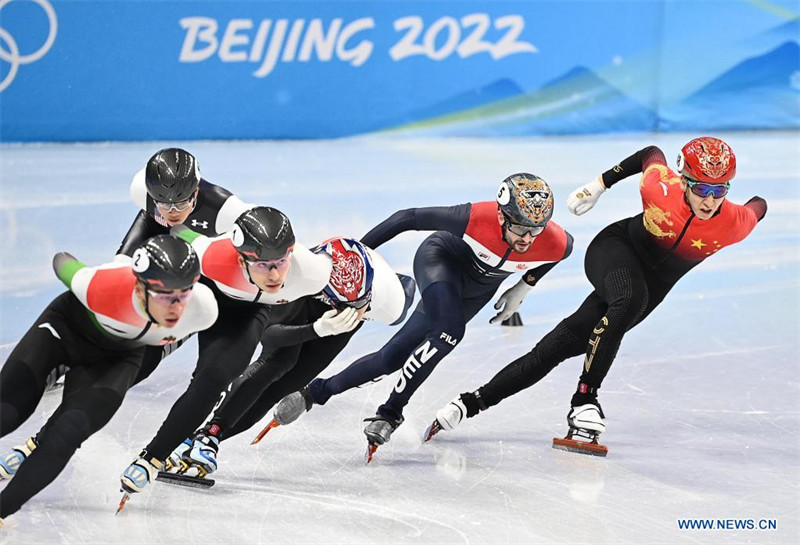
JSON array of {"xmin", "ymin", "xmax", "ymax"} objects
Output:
[
  {"xmin": 164, "ymin": 438, "xmax": 192, "ymax": 473},
  {"xmin": 182, "ymin": 430, "xmax": 220, "ymax": 474},
  {"xmin": 424, "ymin": 395, "xmax": 468, "ymax": 442},
  {"xmin": 552, "ymin": 404, "xmax": 608, "ymax": 457},
  {"xmin": 363, "ymin": 415, "xmax": 401, "ymax": 463},
  {"xmin": 251, "ymin": 387, "xmax": 313, "ymax": 444},
  {"xmin": 158, "ymin": 434, "xmax": 217, "ymax": 488},
  {"xmin": 0, "ymin": 438, "xmax": 37, "ymax": 480}
]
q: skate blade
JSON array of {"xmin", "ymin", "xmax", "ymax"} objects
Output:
[
  {"xmin": 422, "ymin": 419, "xmax": 442, "ymax": 442},
  {"xmin": 115, "ymin": 492, "xmax": 130, "ymax": 515},
  {"xmin": 365, "ymin": 442, "xmax": 378, "ymax": 464},
  {"xmin": 251, "ymin": 418, "xmax": 280, "ymax": 445},
  {"xmin": 552, "ymin": 437, "xmax": 608, "ymax": 457},
  {"xmin": 156, "ymin": 471, "xmax": 215, "ymax": 488}
]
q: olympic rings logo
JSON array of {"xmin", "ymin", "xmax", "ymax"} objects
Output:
[{"xmin": 0, "ymin": 0, "xmax": 57, "ymax": 93}]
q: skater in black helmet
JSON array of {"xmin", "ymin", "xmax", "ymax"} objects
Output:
[{"xmin": 0, "ymin": 236, "xmax": 217, "ymax": 522}]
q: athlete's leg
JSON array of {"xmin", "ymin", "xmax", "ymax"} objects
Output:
[
  {"xmin": 143, "ymin": 300, "xmax": 269, "ymax": 461},
  {"xmin": 223, "ymin": 325, "xmax": 361, "ymax": 440},
  {"xmin": 376, "ymin": 280, "xmax": 468, "ymax": 423},
  {"xmin": 308, "ymin": 309, "xmax": 429, "ymax": 405},
  {"xmin": 478, "ymin": 292, "xmax": 606, "ymax": 408},
  {"xmin": 0, "ymin": 350, "xmax": 142, "ymax": 517},
  {"xmin": 570, "ymin": 227, "xmax": 651, "ymax": 405},
  {"xmin": 1, "ymin": 295, "xmax": 73, "ymax": 436}
]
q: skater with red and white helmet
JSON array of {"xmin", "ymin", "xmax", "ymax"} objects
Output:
[{"xmin": 426, "ymin": 137, "xmax": 767, "ymax": 456}]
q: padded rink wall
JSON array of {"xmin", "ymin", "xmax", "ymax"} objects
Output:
[{"xmin": 0, "ymin": 0, "xmax": 798, "ymax": 142}]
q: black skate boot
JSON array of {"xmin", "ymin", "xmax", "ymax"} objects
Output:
[{"xmin": 363, "ymin": 415, "xmax": 403, "ymax": 463}]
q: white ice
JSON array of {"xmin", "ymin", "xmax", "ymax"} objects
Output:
[{"xmin": 0, "ymin": 132, "xmax": 798, "ymax": 544}]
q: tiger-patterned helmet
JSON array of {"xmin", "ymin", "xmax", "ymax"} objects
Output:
[{"xmin": 496, "ymin": 173, "xmax": 554, "ymax": 227}]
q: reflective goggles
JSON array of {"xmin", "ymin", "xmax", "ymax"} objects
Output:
[
  {"xmin": 684, "ymin": 178, "xmax": 730, "ymax": 199},
  {"xmin": 147, "ymin": 287, "xmax": 194, "ymax": 305},
  {"xmin": 245, "ymin": 255, "xmax": 292, "ymax": 272},
  {"xmin": 505, "ymin": 220, "xmax": 544, "ymax": 238},
  {"xmin": 155, "ymin": 194, "xmax": 196, "ymax": 213},
  {"xmin": 320, "ymin": 291, "xmax": 372, "ymax": 310},
  {"xmin": 343, "ymin": 294, "xmax": 371, "ymax": 310}
]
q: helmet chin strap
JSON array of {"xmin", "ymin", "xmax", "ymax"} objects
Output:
[
  {"xmin": 139, "ymin": 285, "xmax": 159, "ymax": 324},
  {"xmin": 501, "ymin": 221, "xmax": 514, "ymax": 248},
  {"xmin": 239, "ymin": 258, "xmax": 266, "ymax": 302}
]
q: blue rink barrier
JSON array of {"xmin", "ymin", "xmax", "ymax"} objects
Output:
[{"xmin": 0, "ymin": 0, "xmax": 798, "ymax": 142}]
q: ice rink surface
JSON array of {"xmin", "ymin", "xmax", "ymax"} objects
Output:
[{"xmin": 0, "ymin": 132, "xmax": 798, "ymax": 544}]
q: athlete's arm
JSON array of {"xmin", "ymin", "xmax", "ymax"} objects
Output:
[
  {"xmin": 53, "ymin": 252, "xmax": 86, "ymax": 289},
  {"xmin": 117, "ymin": 211, "xmax": 166, "ymax": 257},
  {"xmin": 260, "ymin": 323, "xmax": 319, "ymax": 348},
  {"xmin": 360, "ymin": 204, "xmax": 471, "ymax": 249},
  {"xmin": 744, "ymin": 196, "xmax": 768, "ymax": 222},
  {"xmin": 599, "ymin": 146, "xmax": 666, "ymax": 188},
  {"xmin": 567, "ymin": 147, "xmax": 666, "ymax": 216}
]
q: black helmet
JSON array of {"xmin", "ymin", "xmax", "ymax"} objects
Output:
[
  {"xmin": 145, "ymin": 148, "xmax": 201, "ymax": 203},
  {"xmin": 231, "ymin": 207, "xmax": 295, "ymax": 261},
  {"xmin": 132, "ymin": 235, "xmax": 201, "ymax": 290},
  {"xmin": 496, "ymin": 173, "xmax": 554, "ymax": 227}
]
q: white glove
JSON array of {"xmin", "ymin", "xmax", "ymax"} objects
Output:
[
  {"xmin": 490, "ymin": 280, "xmax": 532, "ymax": 324},
  {"xmin": 313, "ymin": 307, "xmax": 359, "ymax": 337},
  {"xmin": 120, "ymin": 452, "xmax": 164, "ymax": 494},
  {"xmin": 566, "ymin": 176, "xmax": 606, "ymax": 216}
]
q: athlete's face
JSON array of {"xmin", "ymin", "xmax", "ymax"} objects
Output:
[
  {"xmin": 155, "ymin": 189, "xmax": 198, "ymax": 226},
  {"xmin": 682, "ymin": 180, "xmax": 725, "ymax": 220},
  {"xmin": 135, "ymin": 282, "xmax": 193, "ymax": 328},
  {"xmin": 240, "ymin": 254, "xmax": 292, "ymax": 294},
  {"xmin": 497, "ymin": 209, "xmax": 536, "ymax": 253}
]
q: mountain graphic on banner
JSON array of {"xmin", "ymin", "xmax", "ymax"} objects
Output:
[
  {"xmin": 388, "ymin": 78, "xmax": 525, "ymax": 129},
  {"xmin": 663, "ymin": 41, "xmax": 800, "ymax": 130},
  {"xmin": 391, "ymin": 66, "xmax": 657, "ymax": 136}
]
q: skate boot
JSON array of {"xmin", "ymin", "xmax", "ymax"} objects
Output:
[
  {"xmin": 164, "ymin": 438, "xmax": 193, "ymax": 472},
  {"xmin": 156, "ymin": 435, "xmax": 216, "ymax": 489},
  {"xmin": 424, "ymin": 392, "xmax": 486, "ymax": 442},
  {"xmin": 181, "ymin": 429, "xmax": 220, "ymax": 476},
  {"xmin": 363, "ymin": 415, "xmax": 403, "ymax": 463},
  {"xmin": 0, "ymin": 438, "xmax": 37, "ymax": 480},
  {"xmin": 252, "ymin": 387, "xmax": 314, "ymax": 444},
  {"xmin": 552, "ymin": 401, "xmax": 608, "ymax": 457}
]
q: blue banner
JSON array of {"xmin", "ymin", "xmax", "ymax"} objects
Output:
[{"xmin": 1, "ymin": 0, "xmax": 798, "ymax": 141}]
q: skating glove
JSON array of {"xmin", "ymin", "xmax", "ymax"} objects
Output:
[
  {"xmin": 566, "ymin": 176, "xmax": 606, "ymax": 216},
  {"xmin": 120, "ymin": 452, "xmax": 164, "ymax": 494},
  {"xmin": 490, "ymin": 280, "xmax": 532, "ymax": 324},
  {"xmin": 313, "ymin": 307, "xmax": 359, "ymax": 337}
]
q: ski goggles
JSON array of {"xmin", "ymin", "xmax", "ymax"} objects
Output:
[
  {"xmin": 684, "ymin": 178, "xmax": 730, "ymax": 199},
  {"xmin": 319, "ymin": 291, "xmax": 372, "ymax": 310},
  {"xmin": 155, "ymin": 194, "xmax": 196, "ymax": 213},
  {"xmin": 147, "ymin": 287, "xmax": 194, "ymax": 305},
  {"xmin": 245, "ymin": 255, "xmax": 292, "ymax": 272},
  {"xmin": 504, "ymin": 219, "xmax": 545, "ymax": 238},
  {"xmin": 343, "ymin": 293, "xmax": 372, "ymax": 310}
]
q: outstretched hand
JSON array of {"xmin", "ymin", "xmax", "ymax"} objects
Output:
[{"xmin": 566, "ymin": 176, "xmax": 606, "ymax": 216}]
